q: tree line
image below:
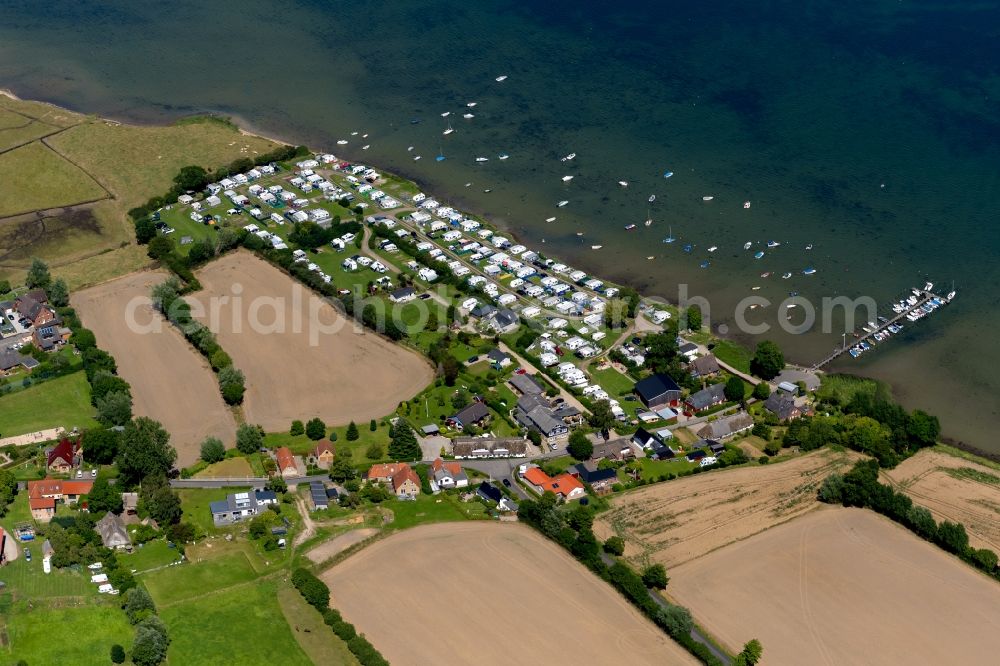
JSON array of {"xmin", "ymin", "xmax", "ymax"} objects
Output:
[
  {"xmin": 517, "ymin": 493, "xmax": 733, "ymax": 665},
  {"xmin": 291, "ymin": 568, "xmax": 390, "ymax": 666},
  {"xmin": 150, "ymin": 277, "xmax": 246, "ymax": 405},
  {"xmin": 819, "ymin": 459, "xmax": 999, "ymax": 578}
]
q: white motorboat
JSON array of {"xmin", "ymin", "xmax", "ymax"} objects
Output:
[
  {"xmin": 362, "ymin": 133, "xmax": 368, "ymax": 138},
  {"xmin": 498, "ymin": 153, "xmax": 509, "ymax": 160},
  {"xmin": 703, "ymin": 196, "xmax": 714, "ymax": 201},
  {"xmin": 562, "ymin": 175, "xmax": 574, "ymax": 182},
  {"xmin": 618, "ymin": 181, "xmax": 629, "ymax": 187},
  {"xmin": 924, "ymin": 281, "xmax": 933, "ymax": 292},
  {"xmin": 413, "ymin": 155, "xmax": 421, "ymax": 161},
  {"xmin": 337, "ymin": 140, "xmax": 348, "ymax": 145},
  {"xmin": 441, "ymin": 111, "xmax": 450, "ymax": 117},
  {"xmin": 648, "ymin": 195, "xmax": 656, "ymax": 203},
  {"xmin": 545, "ymin": 216, "xmax": 556, "ymax": 222},
  {"xmin": 467, "ymin": 102, "xmax": 477, "ymax": 107},
  {"xmin": 407, "ymin": 146, "xmax": 414, "ymax": 151},
  {"xmin": 561, "ymin": 153, "xmax": 576, "ymax": 161},
  {"xmin": 463, "ymin": 113, "xmax": 475, "ymax": 119},
  {"xmin": 744, "ymin": 241, "xmax": 752, "ymax": 250},
  {"xmin": 743, "ymin": 201, "xmax": 751, "ymax": 209},
  {"xmin": 495, "ymin": 75, "xmax": 508, "ymax": 82},
  {"xmin": 362, "ymin": 144, "xmax": 370, "ymax": 150},
  {"xmin": 707, "ymin": 246, "xmax": 718, "ymax": 252},
  {"xmin": 557, "ymin": 200, "xmax": 569, "ymax": 207},
  {"xmin": 351, "ymin": 131, "xmax": 358, "ymax": 136},
  {"xmin": 476, "ymin": 157, "xmax": 489, "ymax": 162},
  {"xmin": 443, "ymin": 125, "xmax": 454, "ymax": 135},
  {"xmin": 644, "ymin": 219, "xmax": 653, "ymax": 227},
  {"xmin": 591, "ymin": 245, "xmax": 603, "ymax": 250}
]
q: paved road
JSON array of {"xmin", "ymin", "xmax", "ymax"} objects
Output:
[
  {"xmin": 461, "ymin": 449, "xmax": 564, "ymax": 500},
  {"xmin": 498, "ymin": 341, "xmax": 588, "ymax": 416},
  {"xmin": 169, "ymin": 474, "xmax": 329, "ymax": 489}
]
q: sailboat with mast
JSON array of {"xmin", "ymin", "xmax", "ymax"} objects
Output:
[{"xmin": 663, "ymin": 226, "xmax": 676, "ymax": 243}]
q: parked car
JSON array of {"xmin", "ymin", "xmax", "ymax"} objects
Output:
[
  {"xmin": 23, "ymin": 548, "xmax": 31, "ymax": 561},
  {"xmin": 502, "ymin": 479, "xmax": 512, "ymax": 487}
]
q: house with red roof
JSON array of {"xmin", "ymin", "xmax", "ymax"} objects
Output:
[
  {"xmin": 367, "ymin": 462, "xmax": 421, "ymax": 498},
  {"xmin": 430, "ymin": 458, "xmax": 468, "ymax": 490},
  {"xmin": 520, "ymin": 466, "xmax": 585, "ymax": 501},
  {"xmin": 275, "ymin": 447, "xmax": 300, "ymax": 478},
  {"xmin": 27, "ymin": 479, "xmax": 94, "ymax": 522},
  {"xmin": 46, "ymin": 437, "xmax": 81, "ymax": 474},
  {"xmin": 308, "ymin": 440, "xmax": 336, "ymax": 470}
]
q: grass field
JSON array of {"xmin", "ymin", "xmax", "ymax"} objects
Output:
[
  {"xmin": 194, "ymin": 456, "xmax": 254, "ymax": 478},
  {"xmin": 143, "ymin": 551, "xmax": 258, "ymax": 607},
  {"xmin": 0, "ymin": 109, "xmax": 59, "ymax": 152},
  {"xmin": 0, "ymin": 141, "xmax": 107, "ymax": 217},
  {"xmin": 709, "ymin": 338, "xmax": 753, "ymax": 374},
  {"xmin": 4, "ymin": 602, "xmax": 133, "ymax": 664},
  {"xmin": 160, "ymin": 579, "xmax": 314, "ymax": 666},
  {"xmin": 276, "ymin": 585, "xmax": 360, "ymax": 666},
  {"xmin": 0, "ymin": 371, "xmax": 96, "ymax": 437},
  {"xmin": 385, "ymin": 492, "xmax": 490, "ymax": 530},
  {"xmin": 0, "ymin": 556, "xmax": 96, "ymax": 600},
  {"xmin": 125, "ymin": 538, "xmax": 183, "ymax": 573},
  {"xmin": 590, "ymin": 364, "xmax": 636, "ymax": 397}
]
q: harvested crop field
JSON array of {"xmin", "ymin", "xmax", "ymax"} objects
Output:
[
  {"xmin": 669, "ymin": 507, "xmax": 1000, "ymax": 665},
  {"xmin": 188, "ymin": 251, "xmax": 433, "ymax": 431},
  {"xmin": 322, "ymin": 522, "xmax": 696, "ymax": 666},
  {"xmin": 594, "ymin": 449, "xmax": 860, "ymax": 568},
  {"xmin": 882, "ymin": 447, "xmax": 1000, "ymax": 551},
  {"xmin": 72, "ymin": 270, "xmax": 236, "ymax": 466}
]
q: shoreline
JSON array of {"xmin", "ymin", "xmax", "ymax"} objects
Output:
[{"xmin": 1, "ymin": 87, "xmax": 990, "ymax": 460}]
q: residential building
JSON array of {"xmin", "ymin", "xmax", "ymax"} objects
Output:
[
  {"xmin": 275, "ymin": 447, "xmax": 299, "ymax": 478},
  {"xmin": 14, "ymin": 291, "xmax": 56, "ymax": 328},
  {"xmin": 678, "ymin": 342, "xmax": 699, "ymax": 359},
  {"xmin": 689, "ymin": 354, "xmax": 721, "ymax": 378},
  {"xmin": 27, "ymin": 479, "xmax": 94, "ymax": 522},
  {"xmin": 95, "ymin": 512, "xmax": 131, "ymax": 550},
  {"xmin": 592, "ymin": 439, "xmax": 636, "ymax": 462},
  {"xmin": 764, "ymin": 393, "xmax": 802, "ymax": 421},
  {"xmin": 389, "ymin": 287, "xmax": 416, "ymax": 303},
  {"xmin": 367, "ymin": 462, "xmax": 421, "ymax": 498},
  {"xmin": 487, "ymin": 348, "xmax": 512, "ymax": 368},
  {"xmin": 696, "ymin": 412, "xmax": 753, "ymax": 441},
  {"xmin": 448, "ymin": 402, "xmax": 491, "ymax": 431},
  {"xmin": 513, "ymin": 395, "xmax": 569, "ymax": 447},
  {"xmin": 451, "ymin": 437, "xmax": 528, "ymax": 458},
  {"xmin": 570, "ymin": 462, "xmax": 618, "ymax": 495},
  {"xmin": 45, "ymin": 438, "xmax": 80, "ymax": 474},
  {"xmin": 686, "ymin": 383, "xmax": 727, "ymax": 412},
  {"xmin": 0, "ymin": 349, "xmax": 38, "ymax": 376},
  {"xmin": 520, "ymin": 466, "xmax": 585, "ymax": 501},
  {"xmin": 486, "ymin": 308, "xmax": 519, "ymax": 334},
  {"xmin": 209, "ymin": 489, "xmax": 275, "ymax": 526},
  {"xmin": 508, "ymin": 372, "xmax": 544, "ymax": 396},
  {"xmin": 633, "ymin": 374, "xmax": 682, "ymax": 409},
  {"xmin": 308, "ymin": 440, "xmax": 336, "ymax": 470},
  {"xmin": 430, "ymin": 458, "xmax": 469, "ymax": 489}
]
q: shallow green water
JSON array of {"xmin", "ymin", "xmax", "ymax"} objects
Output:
[{"xmin": 1, "ymin": 0, "xmax": 998, "ymax": 450}]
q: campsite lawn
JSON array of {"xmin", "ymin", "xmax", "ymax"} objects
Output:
[
  {"xmin": 0, "ymin": 556, "xmax": 96, "ymax": 600},
  {"xmin": 590, "ymin": 365, "xmax": 636, "ymax": 398},
  {"xmin": 161, "ymin": 579, "xmax": 314, "ymax": 666},
  {"xmin": 4, "ymin": 602, "xmax": 133, "ymax": 664},
  {"xmin": 0, "ymin": 142, "xmax": 107, "ymax": 217},
  {"xmin": 0, "ymin": 371, "xmax": 97, "ymax": 438},
  {"xmin": 143, "ymin": 551, "xmax": 257, "ymax": 607},
  {"xmin": 125, "ymin": 538, "xmax": 183, "ymax": 573}
]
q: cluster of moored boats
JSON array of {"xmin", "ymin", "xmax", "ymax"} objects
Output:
[{"xmin": 848, "ymin": 282, "xmax": 956, "ymax": 358}]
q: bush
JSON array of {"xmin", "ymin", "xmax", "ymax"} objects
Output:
[
  {"xmin": 200, "ymin": 437, "xmax": 226, "ymax": 463},
  {"xmin": 752, "ymin": 382, "xmax": 771, "ymax": 400},
  {"xmin": 603, "ymin": 536, "xmax": 625, "ymax": 556},
  {"xmin": 111, "ymin": 643, "xmax": 126, "ymax": 664},
  {"xmin": 291, "ymin": 567, "xmax": 330, "ymax": 610},
  {"xmin": 235, "ymin": 423, "xmax": 263, "ymax": 455},
  {"xmin": 642, "ymin": 563, "xmax": 669, "ymax": 589},
  {"xmin": 763, "ymin": 440, "xmax": 782, "ymax": 457},
  {"xmin": 290, "ymin": 420, "xmax": 304, "ymax": 436}
]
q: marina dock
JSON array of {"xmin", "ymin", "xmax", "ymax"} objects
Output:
[{"xmin": 811, "ymin": 284, "xmax": 955, "ymax": 370}]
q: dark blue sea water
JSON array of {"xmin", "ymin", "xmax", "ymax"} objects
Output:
[{"xmin": 2, "ymin": 0, "xmax": 998, "ymax": 450}]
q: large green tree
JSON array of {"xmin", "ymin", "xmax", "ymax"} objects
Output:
[
  {"xmin": 724, "ymin": 376, "xmax": 746, "ymax": 403},
  {"xmin": 87, "ymin": 475, "xmax": 123, "ymax": 514},
  {"xmin": 25, "ymin": 257, "xmax": 51, "ymax": 290},
  {"xmin": 587, "ymin": 399, "xmax": 616, "ymax": 434},
  {"xmin": 199, "ymin": 437, "xmax": 225, "ymax": 463},
  {"xmin": 644, "ymin": 332, "xmax": 679, "ymax": 376},
  {"xmin": 235, "ymin": 423, "xmax": 264, "ymax": 455},
  {"xmin": 388, "ymin": 420, "xmax": 421, "ymax": 461},
  {"xmin": 117, "ymin": 418, "xmax": 177, "ymax": 486},
  {"xmin": 96, "ymin": 390, "xmax": 133, "ymax": 427},
  {"xmin": 83, "ymin": 428, "xmax": 121, "ymax": 465},
  {"xmin": 641, "ymin": 563, "xmax": 669, "ymax": 589},
  {"xmin": 305, "ymin": 417, "xmax": 326, "ymax": 441},
  {"xmin": 750, "ymin": 341, "xmax": 785, "ymax": 380},
  {"xmin": 48, "ymin": 278, "xmax": 70, "ymax": 307},
  {"xmin": 567, "ymin": 430, "xmax": 593, "ymax": 461}
]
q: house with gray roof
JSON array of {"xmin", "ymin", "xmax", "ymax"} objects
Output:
[
  {"xmin": 514, "ymin": 395, "xmax": 568, "ymax": 447},
  {"xmin": 448, "ymin": 402, "xmax": 491, "ymax": 431},
  {"xmin": 685, "ymin": 383, "xmax": 727, "ymax": 412},
  {"xmin": 209, "ymin": 489, "xmax": 277, "ymax": 526},
  {"xmin": 95, "ymin": 512, "xmax": 131, "ymax": 550},
  {"xmin": 697, "ymin": 411, "xmax": 753, "ymax": 440},
  {"xmin": 508, "ymin": 372, "xmax": 544, "ymax": 396},
  {"xmin": 689, "ymin": 354, "xmax": 721, "ymax": 378},
  {"xmin": 764, "ymin": 393, "xmax": 802, "ymax": 421}
]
